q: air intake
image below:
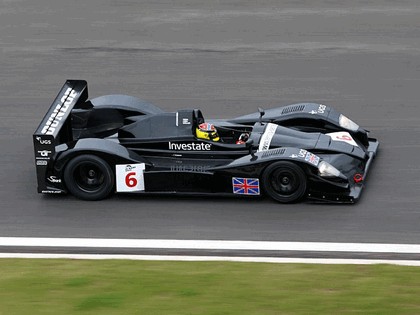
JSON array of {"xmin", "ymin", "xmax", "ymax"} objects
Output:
[
  {"xmin": 281, "ymin": 104, "xmax": 306, "ymax": 115},
  {"xmin": 262, "ymin": 148, "xmax": 285, "ymax": 158}
]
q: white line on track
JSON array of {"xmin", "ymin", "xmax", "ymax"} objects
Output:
[
  {"xmin": 1, "ymin": 237, "xmax": 420, "ymax": 253},
  {"xmin": 1, "ymin": 253, "xmax": 420, "ymax": 266}
]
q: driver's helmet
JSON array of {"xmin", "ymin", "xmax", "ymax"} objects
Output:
[{"xmin": 196, "ymin": 123, "xmax": 220, "ymax": 141}]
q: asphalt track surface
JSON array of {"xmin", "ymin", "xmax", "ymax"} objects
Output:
[{"xmin": 1, "ymin": 1, "xmax": 420, "ymax": 250}]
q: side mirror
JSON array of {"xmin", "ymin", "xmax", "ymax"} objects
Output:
[
  {"xmin": 246, "ymin": 138, "xmax": 257, "ymax": 159},
  {"xmin": 245, "ymin": 138, "xmax": 254, "ymax": 148},
  {"xmin": 258, "ymin": 107, "xmax": 265, "ymax": 125}
]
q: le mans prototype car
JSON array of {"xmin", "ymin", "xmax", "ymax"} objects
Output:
[{"xmin": 33, "ymin": 80, "xmax": 378, "ymax": 203}]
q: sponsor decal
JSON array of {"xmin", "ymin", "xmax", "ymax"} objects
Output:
[
  {"xmin": 289, "ymin": 149, "xmax": 320, "ymax": 166},
  {"xmin": 170, "ymin": 165, "xmax": 209, "ymax": 172},
  {"xmin": 232, "ymin": 177, "xmax": 260, "ymax": 195},
  {"xmin": 47, "ymin": 176, "xmax": 61, "ymax": 183},
  {"xmin": 290, "ymin": 148, "xmax": 307, "ymax": 159},
  {"xmin": 182, "ymin": 118, "xmax": 191, "ymax": 125},
  {"xmin": 41, "ymin": 87, "xmax": 78, "ymax": 135},
  {"xmin": 258, "ymin": 123, "xmax": 278, "ymax": 151},
  {"xmin": 298, "ymin": 149, "xmax": 307, "ymax": 158},
  {"xmin": 125, "ymin": 165, "xmax": 135, "ymax": 172},
  {"xmin": 305, "ymin": 152, "xmax": 320, "ymax": 166},
  {"xmin": 169, "ymin": 142, "xmax": 212, "ymax": 151},
  {"xmin": 37, "ymin": 150, "xmax": 51, "ymax": 157},
  {"xmin": 116, "ymin": 163, "xmax": 146, "ymax": 192},
  {"xmin": 309, "ymin": 104, "xmax": 327, "ymax": 115},
  {"xmin": 35, "ymin": 136, "xmax": 52, "ymax": 145},
  {"xmin": 36, "ymin": 160, "xmax": 48, "ymax": 166},
  {"xmin": 41, "ymin": 190, "xmax": 62, "ymax": 194},
  {"xmin": 326, "ymin": 131, "xmax": 358, "ymax": 147}
]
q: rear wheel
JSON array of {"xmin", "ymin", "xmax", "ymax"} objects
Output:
[
  {"xmin": 262, "ymin": 161, "xmax": 307, "ymax": 203},
  {"xmin": 64, "ymin": 155, "xmax": 114, "ymax": 201}
]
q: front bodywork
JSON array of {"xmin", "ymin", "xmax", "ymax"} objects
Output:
[{"xmin": 33, "ymin": 80, "xmax": 379, "ymax": 203}]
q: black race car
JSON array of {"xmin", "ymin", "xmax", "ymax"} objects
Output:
[{"xmin": 33, "ymin": 80, "xmax": 378, "ymax": 203}]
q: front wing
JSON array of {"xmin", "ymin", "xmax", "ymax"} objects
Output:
[{"xmin": 307, "ymin": 138, "xmax": 379, "ymax": 203}]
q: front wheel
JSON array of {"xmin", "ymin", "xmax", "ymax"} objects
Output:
[
  {"xmin": 64, "ymin": 155, "xmax": 114, "ymax": 201},
  {"xmin": 262, "ymin": 161, "xmax": 307, "ymax": 203}
]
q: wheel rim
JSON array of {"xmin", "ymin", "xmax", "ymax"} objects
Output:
[
  {"xmin": 269, "ymin": 169, "xmax": 300, "ymax": 196},
  {"xmin": 73, "ymin": 162, "xmax": 105, "ymax": 193}
]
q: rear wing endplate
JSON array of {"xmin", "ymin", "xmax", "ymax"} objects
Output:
[{"xmin": 33, "ymin": 80, "xmax": 88, "ymax": 193}]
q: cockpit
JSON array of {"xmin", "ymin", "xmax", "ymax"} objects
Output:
[{"xmin": 119, "ymin": 109, "xmax": 252, "ymax": 145}]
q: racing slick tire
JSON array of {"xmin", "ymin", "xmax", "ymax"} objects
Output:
[
  {"xmin": 64, "ymin": 154, "xmax": 114, "ymax": 201},
  {"xmin": 262, "ymin": 161, "xmax": 307, "ymax": 203}
]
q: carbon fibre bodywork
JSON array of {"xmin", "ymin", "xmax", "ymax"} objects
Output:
[{"xmin": 33, "ymin": 80, "xmax": 379, "ymax": 203}]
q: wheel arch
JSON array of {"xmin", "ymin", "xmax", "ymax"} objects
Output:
[{"xmin": 54, "ymin": 138, "xmax": 148, "ymax": 177}]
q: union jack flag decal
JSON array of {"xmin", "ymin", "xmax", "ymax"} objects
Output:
[
  {"xmin": 305, "ymin": 152, "xmax": 320, "ymax": 166},
  {"xmin": 232, "ymin": 177, "xmax": 260, "ymax": 195}
]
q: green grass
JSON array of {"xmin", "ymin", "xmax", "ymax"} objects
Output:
[{"xmin": 0, "ymin": 259, "xmax": 420, "ymax": 314}]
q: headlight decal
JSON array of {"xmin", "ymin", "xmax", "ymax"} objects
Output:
[
  {"xmin": 339, "ymin": 114, "xmax": 359, "ymax": 132},
  {"xmin": 318, "ymin": 161, "xmax": 341, "ymax": 177}
]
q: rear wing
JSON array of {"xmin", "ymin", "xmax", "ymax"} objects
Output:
[{"xmin": 33, "ymin": 80, "xmax": 88, "ymax": 193}]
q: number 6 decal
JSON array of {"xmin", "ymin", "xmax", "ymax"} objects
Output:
[
  {"xmin": 335, "ymin": 134, "xmax": 352, "ymax": 141},
  {"xmin": 116, "ymin": 163, "xmax": 146, "ymax": 192},
  {"xmin": 125, "ymin": 172, "xmax": 138, "ymax": 188},
  {"xmin": 326, "ymin": 132, "xmax": 358, "ymax": 147}
]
